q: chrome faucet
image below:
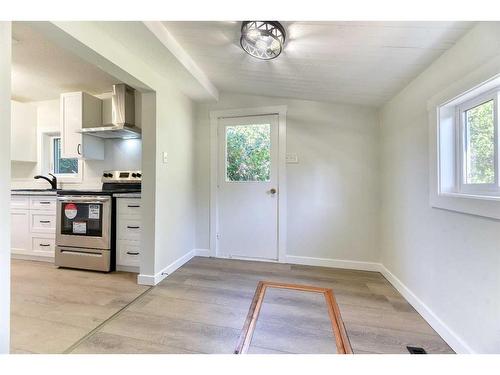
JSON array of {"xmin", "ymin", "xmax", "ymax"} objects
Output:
[{"xmin": 34, "ymin": 173, "xmax": 58, "ymax": 190}]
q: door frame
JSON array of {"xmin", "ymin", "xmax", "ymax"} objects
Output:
[{"xmin": 209, "ymin": 105, "xmax": 287, "ymax": 262}]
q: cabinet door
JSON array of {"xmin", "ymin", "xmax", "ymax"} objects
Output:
[
  {"xmin": 60, "ymin": 92, "xmax": 83, "ymax": 159},
  {"xmin": 61, "ymin": 92, "xmax": 104, "ymax": 160},
  {"xmin": 11, "ymin": 209, "xmax": 31, "ymax": 254}
]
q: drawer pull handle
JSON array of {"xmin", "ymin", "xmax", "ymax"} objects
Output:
[
  {"xmin": 127, "ymin": 225, "xmax": 140, "ymax": 229},
  {"xmin": 39, "ymin": 202, "xmax": 51, "ymax": 204},
  {"xmin": 39, "ymin": 220, "xmax": 51, "ymax": 223},
  {"xmin": 126, "ymin": 251, "xmax": 140, "ymax": 256},
  {"xmin": 39, "ymin": 243, "xmax": 51, "ymax": 247},
  {"xmin": 127, "ymin": 205, "xmax": 140, "ymax": 208}
]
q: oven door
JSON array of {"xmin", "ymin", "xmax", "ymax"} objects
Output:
[{"xmin": 56, "ymin": 196, "xmax": 112, "ymax": 250}]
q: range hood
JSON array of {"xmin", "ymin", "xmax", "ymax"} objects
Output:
[{"xmin": 79, "ymin": 84, "xmax": 141, "ymax": 139}]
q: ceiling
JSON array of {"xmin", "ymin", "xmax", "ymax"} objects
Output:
[
  {"xmin": 163, "ymin": 21, "xmax": 474, "ymax": 107},
  {"xmin": 12, "ymin": 22, "xmax": 120, "ymax": 102}
]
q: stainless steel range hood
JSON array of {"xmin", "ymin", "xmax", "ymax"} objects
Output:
[{"xmin": 79, "ymin": 84, "xmax": 141, "ymax": 139}]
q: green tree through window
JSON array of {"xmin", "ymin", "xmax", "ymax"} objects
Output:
[
  {"xmin": 465, "ymin": 100, "xmax": 495, "ymax": 184},
  {"xmin": 53, "ymin": 137, "xmax": 78, "ymax": 175},
  {"xmin": 226, "ymin": 124, "xmax": 271, "ymax": 182}
]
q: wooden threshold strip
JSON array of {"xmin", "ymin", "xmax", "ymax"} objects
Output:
[{"xmin": 234, "ymin": 281, "xmax": 353, "ymax": 354}]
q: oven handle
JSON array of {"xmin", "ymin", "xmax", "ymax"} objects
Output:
[
  {"xmin": 60, "ymin": 249, "xmax": 102, "ymax": 257},
  {"xmin": 57, "ymin": 196, "xmax": 111, "ymax": 204}
]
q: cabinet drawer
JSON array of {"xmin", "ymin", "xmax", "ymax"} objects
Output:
[
  {"xmin": 30, "ymin": 196, "xmax": 56, "ymax": 211},
  {"xmin": 30, "ymin": 212, "xmax": 56, "ymax": 233},
  {"xmin": 117, "ymin": 218, "xmax": 141, "ymax": 241},
  {"xmin": 32, "ymin": 236, "xmax": 55, "ymax": 257},
  {"xmin": 117, "ymin": 198, "xmax": 142, "ymax": 217},
  {"xmin": 11, "ymin": 196, "xmax": 30, "ymax": 209},
  {"xmin": 117, "ymin": 240, "xmax": 141, "ymax": 267}
]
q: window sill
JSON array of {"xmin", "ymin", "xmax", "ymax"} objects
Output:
[
  {"xmin": 440, "ymin": 192, "xmax": 500, "ymax": 202},
  {"xmin": 431, "ymin": 191, "xmax": 500, "ymax": 220}
]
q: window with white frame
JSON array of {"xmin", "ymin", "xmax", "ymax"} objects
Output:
[
  {"xmin": 437, "ymin": 85, "xmax": 500, "ymax": 198},
  {"xmin": 50, "ymin": 136, "xmax": 79, "ymax": 175},
  {"xmin": 457, "ymin": 90, "xmax": 499, "ymax": 194},
  {"xmin": 42, "ymin": 132, "xmax": 82, "ymax": 182}
]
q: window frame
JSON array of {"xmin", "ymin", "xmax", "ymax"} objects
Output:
[
  {"xmin": 456, "ymin": 88, "xmax": 500, "ymax": 195},
  {"xmin": 224, "ymin": 123, "xmax": 272, "ymax": 183},
  {"xmin": 43, "ymin": 132, "xmax": 83, "ymax": 183}
]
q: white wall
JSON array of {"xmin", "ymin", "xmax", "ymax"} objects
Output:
[
  {"xmin": 196, "ymin": 92, "xmax": 380, "ymax": 265},
  {"xmin": 0, "ymin": 21, "xmax": 11, "ymax": 354},
  {"xmin": 45, "ymin": 21, "xmax": 198, "ymax": 284},
  {"xmin": 154, "ymin": 88, "xmax": 196, "ymax": 275},
  {"xmin": 379, "ymin": 22, "xmax": 500, "ymax": 353},
  {"xmin": 11, "ymin": 99, "xmax": 142, "ymax": 189}
]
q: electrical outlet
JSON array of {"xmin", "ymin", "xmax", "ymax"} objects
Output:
[
  {"xmin": 286, "ymin": 153, "xmax": 299, "ymax": 164},
  {"xmin": 162, "ymin": 152, "xmax": 168, "ymax": 164}
]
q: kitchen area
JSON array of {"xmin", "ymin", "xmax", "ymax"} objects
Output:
[
  {"xmin": 9, "ymin": 22, "xmax": 150, "ymax": 353},
  {"xmin": 11, "ymin": 84, "xmax": 143, "ymax": 274}
]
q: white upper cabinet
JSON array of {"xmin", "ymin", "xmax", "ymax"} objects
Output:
[
  {"xmin": 11, "ymin": 100, "xmax": 37, "ymax": 162},
  {"xmin": 60, "ymin": 92, "xmax": 104, "ymax": 160}
]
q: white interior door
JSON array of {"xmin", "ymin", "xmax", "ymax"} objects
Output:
[{"xmin": 217, "ymin": 114, "xmax": 279, "ymax": 260}]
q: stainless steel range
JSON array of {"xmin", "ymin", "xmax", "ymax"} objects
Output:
[{"xmin": 55, "ymin": 170, "xmax": 141, "ymax": 272}]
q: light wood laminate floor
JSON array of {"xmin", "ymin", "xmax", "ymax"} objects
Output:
[
  {"xmin": 11, "ymin": 257, "xmax": 454, "ymax": 354},
  {"xmin": 10, "ymin": 259, "xmax": 150, "ymax": 353}
]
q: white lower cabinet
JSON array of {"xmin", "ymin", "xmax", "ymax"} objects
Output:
[
  {"xmin": 116, "ymin": 198, "xmax": 141, "ymax": 269},
  {"xmin": 11, "ymin": 195, "xmax": 56, "ymax": 259},
  {"xmin": 11, "ymin": 209, "xmax": 31, "ymax": 255}
]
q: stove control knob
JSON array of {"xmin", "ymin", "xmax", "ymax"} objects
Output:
[
  {"xmin": 131, "ymin": 173, "xmax": 137, "ymax": 178},
  {"xmin": 137, "ymin": 173, "xmax": 142, "ymax": 178}
]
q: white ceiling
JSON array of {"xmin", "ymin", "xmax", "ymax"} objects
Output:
[
  {"xmin": 12, "ymin": 22, "xmax": 120, "ymax": 102},
  {"xmin": 163, "ymin": 21, "xmax": 474, "ymax": 107}
]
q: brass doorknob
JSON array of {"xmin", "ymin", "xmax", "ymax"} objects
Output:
[{"xmin": 269, "ymin": 188, "xmax": 277, "ymax": 194}]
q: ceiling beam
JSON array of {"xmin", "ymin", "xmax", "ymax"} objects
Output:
[{"xmin": 143, "ymin": 21, "xmax": 219, "ymax": 101}]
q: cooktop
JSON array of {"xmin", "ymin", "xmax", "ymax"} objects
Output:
[{"xmin": 56, "ymin": 170, "xmax": 141, "ymax": 196}]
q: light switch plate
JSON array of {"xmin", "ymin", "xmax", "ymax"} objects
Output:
[
  {"xmin": 162, "ymin": 152, "xmax": 168, "ymax": 164},
  {"xmin": 286, "ymin": 153, "xmax": 299, "ymax": 164}
]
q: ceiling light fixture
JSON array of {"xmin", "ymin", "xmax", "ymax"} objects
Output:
[{"xmin": 240, "ymin": 21, "xmax": 286, "ymax": 60}]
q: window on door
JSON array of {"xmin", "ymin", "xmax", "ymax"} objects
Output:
[{"xmin": 225, "ymin": 124, "xmax": 271, "ymax": 182}]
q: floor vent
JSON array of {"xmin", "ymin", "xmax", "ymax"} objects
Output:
[{"xmin": 407, "ymin": 346, "xmax": 427, "ymax": 354}]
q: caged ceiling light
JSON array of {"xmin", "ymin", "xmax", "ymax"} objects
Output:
[{"xmin": 240, "ymin": 21, "xmax": 286, "ymax": 60}]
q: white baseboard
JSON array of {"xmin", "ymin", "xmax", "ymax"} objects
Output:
[
  {"xmin": 137, "ymin": 250, "xmax": 195, "ymax": 286},
  {"xmin": 193, "ymin": 248, "xmax": 210, "ymax": 257},
  {"xmin": 379, "ymin": 265, "xmax": 474, "ymax": 354},
  {"xmin": 286, "ymin": 255, "xmax": 383, "ymax": 272}
]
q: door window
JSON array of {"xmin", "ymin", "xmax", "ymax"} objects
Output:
[{"xmin": 225, "ymin": 124, "xmax": 271, "ymax": 182}]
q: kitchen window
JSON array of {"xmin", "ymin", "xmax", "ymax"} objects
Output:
[
  {"xmin": 51, "ymin": 136, "xmax": 79, "ymax": 175},
  {"xmin": 42, "ymin": 133, "xmax": 83, "ymax": 183}
]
